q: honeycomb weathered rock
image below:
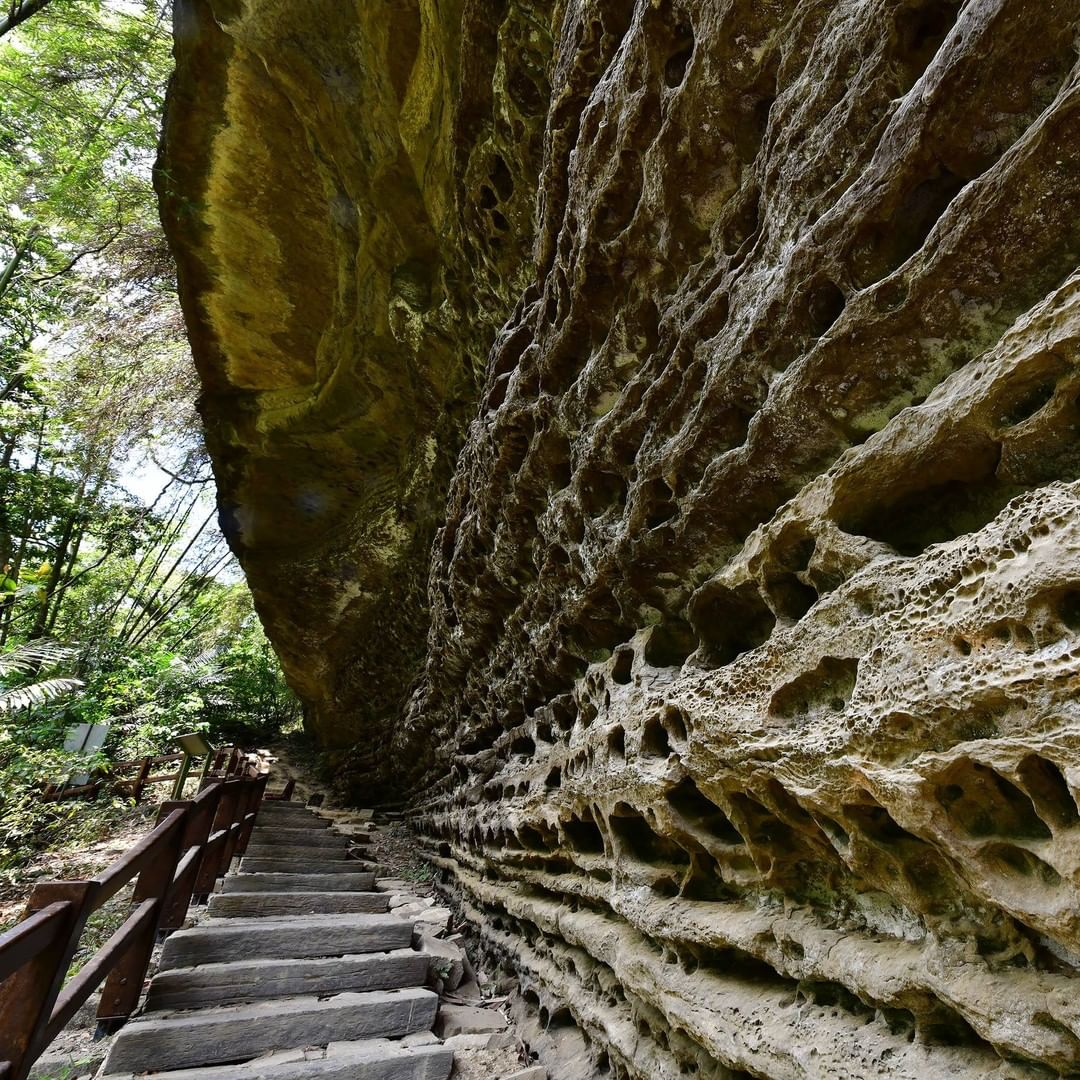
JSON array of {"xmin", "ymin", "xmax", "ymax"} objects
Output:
[{"xmin": 162, "ymin": 0, "xmax": 1080, "ymax": 1075}]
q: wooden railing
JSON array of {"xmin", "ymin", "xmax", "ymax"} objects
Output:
[
  {"xmin": 45, "ymin": 745, "xmax": 253, "ymax": 803},
  {"xmin": 0, "ymin": 768, "xmax": 270, "ymax": 1080}
]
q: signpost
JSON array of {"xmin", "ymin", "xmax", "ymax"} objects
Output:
[{"xmin": 171, "ymin": 732, "xmax": 215, "ymax": 799}]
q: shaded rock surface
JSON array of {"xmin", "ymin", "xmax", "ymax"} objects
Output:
[{"xmin": 161, "ymin": 0, "xmax": 1080, "ymax": 1076}]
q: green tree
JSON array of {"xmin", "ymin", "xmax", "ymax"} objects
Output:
[{"xmin": 0, "ymin": 2, "xmax": 301, "ymax": 875}]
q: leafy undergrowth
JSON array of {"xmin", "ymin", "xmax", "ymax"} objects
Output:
[{"xmin": 1, "ymin": 791, "xmax": 161, "ymax": 931}]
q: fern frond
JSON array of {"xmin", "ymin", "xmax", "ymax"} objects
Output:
[
  {"xmin": 0, "ymin": 678, "xmax": 84, "ymax": 713},
  {"xmin": 0, "ymin": 640, "xmax": 77, "ymax": 676}
]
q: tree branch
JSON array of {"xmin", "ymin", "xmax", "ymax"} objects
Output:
[
  {"xmin": 28, "ymin": 226, "xmax": 124, "ymax": 285},
  {"xmin": 148, "ymin": 453, "xmax": 214, "ymax": 485},
  {"xmin": 0, "ymin": 0, "xmax": 54, "ymax": 39}
]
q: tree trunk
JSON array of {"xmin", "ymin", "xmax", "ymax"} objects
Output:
[
  {"xmin": 0, "ymin": 0, "xmax": 54, "ymax": 39},
  {"xmin": 28, "ymin": 511, "xmax": 73, "ymax": 639}
]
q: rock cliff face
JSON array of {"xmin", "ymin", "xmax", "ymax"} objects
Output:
[{"xmin": 161, "ymin": 0, "xmax": 1080, "ymax": 1076}]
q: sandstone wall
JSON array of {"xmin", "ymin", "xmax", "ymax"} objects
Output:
[
  {"xmin": 157, "ymin": 0, "xmax": 550, "ymax": 767},
  {"xmin": 162, "ymin": 0, "xmax": 1080, "ymax": 1076}
]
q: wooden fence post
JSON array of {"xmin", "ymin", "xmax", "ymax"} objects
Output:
[
  {"xmin": 0, "ymin": 882, "xmax": 96, "ymax": 1080},
  {"xmin": 96, "ymin": 809, "xmax": 188, "ymax": 1028},
  {"xmin": 235, "ymin": 774, "xmax": 267, "ymax": 855},
  {"xmin": 129, "ymin": 756, "xmax": 152, "ymax": 804},
  {"xmin": 156, "ymin": 786, "xmax": 221, "ymax": 932}
]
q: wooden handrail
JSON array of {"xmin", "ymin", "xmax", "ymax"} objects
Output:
[
  {"xmin": 0, "ymin": 905, "xmax": 71, "ymax": 984},
  {"xmin": 43, "ymin": 745, "xmax": 257, "ymax": 804},
  {"xmin": 0, "ymin": 770, "xmax": 269, "ymax": 1080}
]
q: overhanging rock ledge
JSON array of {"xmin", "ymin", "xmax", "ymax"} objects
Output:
[{"xmin": 160, "ymin": 0, "xmax": 1080, "ymax": 1076}]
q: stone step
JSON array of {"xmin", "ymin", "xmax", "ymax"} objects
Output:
[
  {"xmin": 101, "ymin": 988, "xmax": 438, "ymax": 1073},
  {"xmin": 222, "ymin": 871, "xmax": 376, "ymax": 893},
  {"xmin": 208, "ymin": 890, "xmax": 389, "ymax": 917},
  {"xmin": 147, "ymin": 948, "xmax": 430, "ymax": 1009},
  {"xmin": 160, "ymin": 913, "xmax": 413, "ymax": 968},
  {"xmin": 250, "ymin": 827, "xmax": 348, "ymax": 848},
  {"xmin": 239, "ymin": 857, "xmax": 375, "ymax": 874},
  {"xmin": 244, "ymin": 844, "xmax": 349, "ymax": 861},
  {"xmin": 101, "ymin": 1036, "xmax": 452, "ymax": 1080},
  {"xmin": 256, "ymin": 806, "xmax": 329, "ymax": 826}
]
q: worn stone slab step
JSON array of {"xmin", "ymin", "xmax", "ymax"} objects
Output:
[
  {"xmin": 101, "ymin": 988, "xmax": 439, "ymax": 1073},
  {"xmin": 147, "ymin": 948, "xmax": 430, "ymax": 1009},
  {"xmin": 250, "ymin": 827, "xmax": 348, "ymax": 848},
  {"xmin": 222, "ymin": 871, "xmax": 376, "ymax": 893},
  {"xmin": 256, "ymin": 803, "xmax": 327, "ymax": 821},
  {"xmin": 160, "ymin": 913, "xmax": 413, "ymax": 968},
  {"xmin": 239, "ymin": 857, "xmax": 374, "ymax": 874},
  {"xmin": 208, "ymin": 890, "xmax": 389, "ymax": 917},
  {"xmin": 244, "ymin": 844, "xmax": 349, "ymax": 861},
  {"xmin": 253, "ymin": 813, "xmax": 329, "ymax": 829},
  {"xmin": 101, "ymin": 1036, "xmax": 453, "ymax": 1080}
]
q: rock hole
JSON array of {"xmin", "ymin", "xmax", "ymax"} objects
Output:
[
  {"xmin": 681, "ymin": 853, "xmax": 737, "ymax": 901},
  {"xmin": 666, "ymin": 776, "xmax": 744, "ymax": 845},
  {"xmin": 643, "ymin": 618, "xmax": 696, "ymax": 668},
  {"xmin": 1015, "ymin": 755, "xmax": 1078, "ymax": 829},
  {"xmin": 507, "ymin": 51, "xmax": 548, "ymax": 117},
  {"xmin": 843, "ymin": 799, "xmax": 923, "ymax": 848},
  {"xmin": 607, "ymin": 725, "xmax": 626, "ymax": 759},
  {"xmin": 387, "ymin": 2, "xmax": 422, "ymax": 104},
  {"xmin": 664, "ymin": 705, "xmax": 688, "ymax": 744},
  {"xmin": 723, "ymin": 185, "xmax": 760, "ymax": 255},
  {"xmin": 769, "ymin": 657, "xmax": 858, "ymax": 719},
  {"xmin": 664, "ymin": 25, "xmax": 695, "ymax": 88},
  {"xmin": 1057, "ymin": 589, "xmax": 1080, "ymax": 633},
  {"xmin": 806, "ymin": 280, "xmax": 846, "ymax": 338},
  {"xmin": 641, "ymin": 477, "xmax": 678, "ymax": 529},
  {"xmin": 998, "ymin": 377, "xmax": 1058, "ymax": 428},
  {"xmin": 578, "ymin": 467, "xmax": 628, "ymax": 517},
  {"xmin": 728, "ymin": 793, "xmax": 800, "ymax": 858},
  {"xmin": 611, "ymin": 646, "xmax": 634, "ymax": 685},
  {"xmin": 849, "ymin": 166, "xmax": 967, "ymax": 288},
  {"xmin": 919, "ymin": 1002, "xmax": 999, "ymax": 1048},
  {"xmin": 609, "ymin": 802, "xmax": 690, "ymax": 867},
  {"xmin": 563, "ymin": 810, "xmax": 605, "ymax": 854},
  {"xmin": 893, "ymin": 0, "xmax": 962, "ymax": 93},
  {"xmin": 689, "ymin": 580, "xmax": 776, "ymax": 667},
  {"xmin": 935, "ymin": 759, "xmax": 1052, "ymax": 840},
  {"xmin": 652, "ymin": 876, "xmax": 679, "ymax": 897},
  {"xmin": 519, "ymin": 823, "xmax": 558, "ymax": 852},
  {"xmin": 595, "ymin": 149, "xmax": 644, "ymax": 242},
  {"xmin": 834, "ymin": 439, "xmax": 1018, "ymax": 555},
  {"xmin": 694, "ymin": 944, "xmax": 785, "ymax": 985},
  {"xmin": 489, "ymin": 153, "xmax": 514, "ymax": 201},
  {"xmin": 641, "ymin": 715, "xmax": 671, "ymax": 758},
  {"xmin": 510, "ymin": 734, "xmax": 536, "ymax": 757}
]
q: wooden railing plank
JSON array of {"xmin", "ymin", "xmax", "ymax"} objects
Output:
[
  {"xmin": 45, "ymin": 898, "xmax": 157, "ymax": 1042},
  {"xmin": 0, "ymin": 769, "xmax": 266, "ymax": 1080},
  {"xmin": 0, "ymin": 904, "xmax": 70, "ymax": 983}
]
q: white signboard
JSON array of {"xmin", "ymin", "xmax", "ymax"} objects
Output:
[{"xmin": 64, "ymin": 722, "xmax": 109, "ymax": 786}]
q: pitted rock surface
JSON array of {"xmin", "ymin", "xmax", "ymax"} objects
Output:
[{"xmin": 161, "ymin": 0, "xmax": 1080, "ymax": 1076}]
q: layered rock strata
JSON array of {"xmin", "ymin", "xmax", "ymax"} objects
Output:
[{"xmin": 162, "ymin": 0, "xmax": 1080, "ymax": 1076}]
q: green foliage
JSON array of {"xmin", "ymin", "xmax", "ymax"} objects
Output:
[{"xmin": 0, "ymin": 4, "xmax": 303, "ymax": 877}]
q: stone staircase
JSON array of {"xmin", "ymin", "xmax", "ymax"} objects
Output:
[{"xmin": 99, "ymin": 800, "xmax": 453, "ymax": 1080}]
